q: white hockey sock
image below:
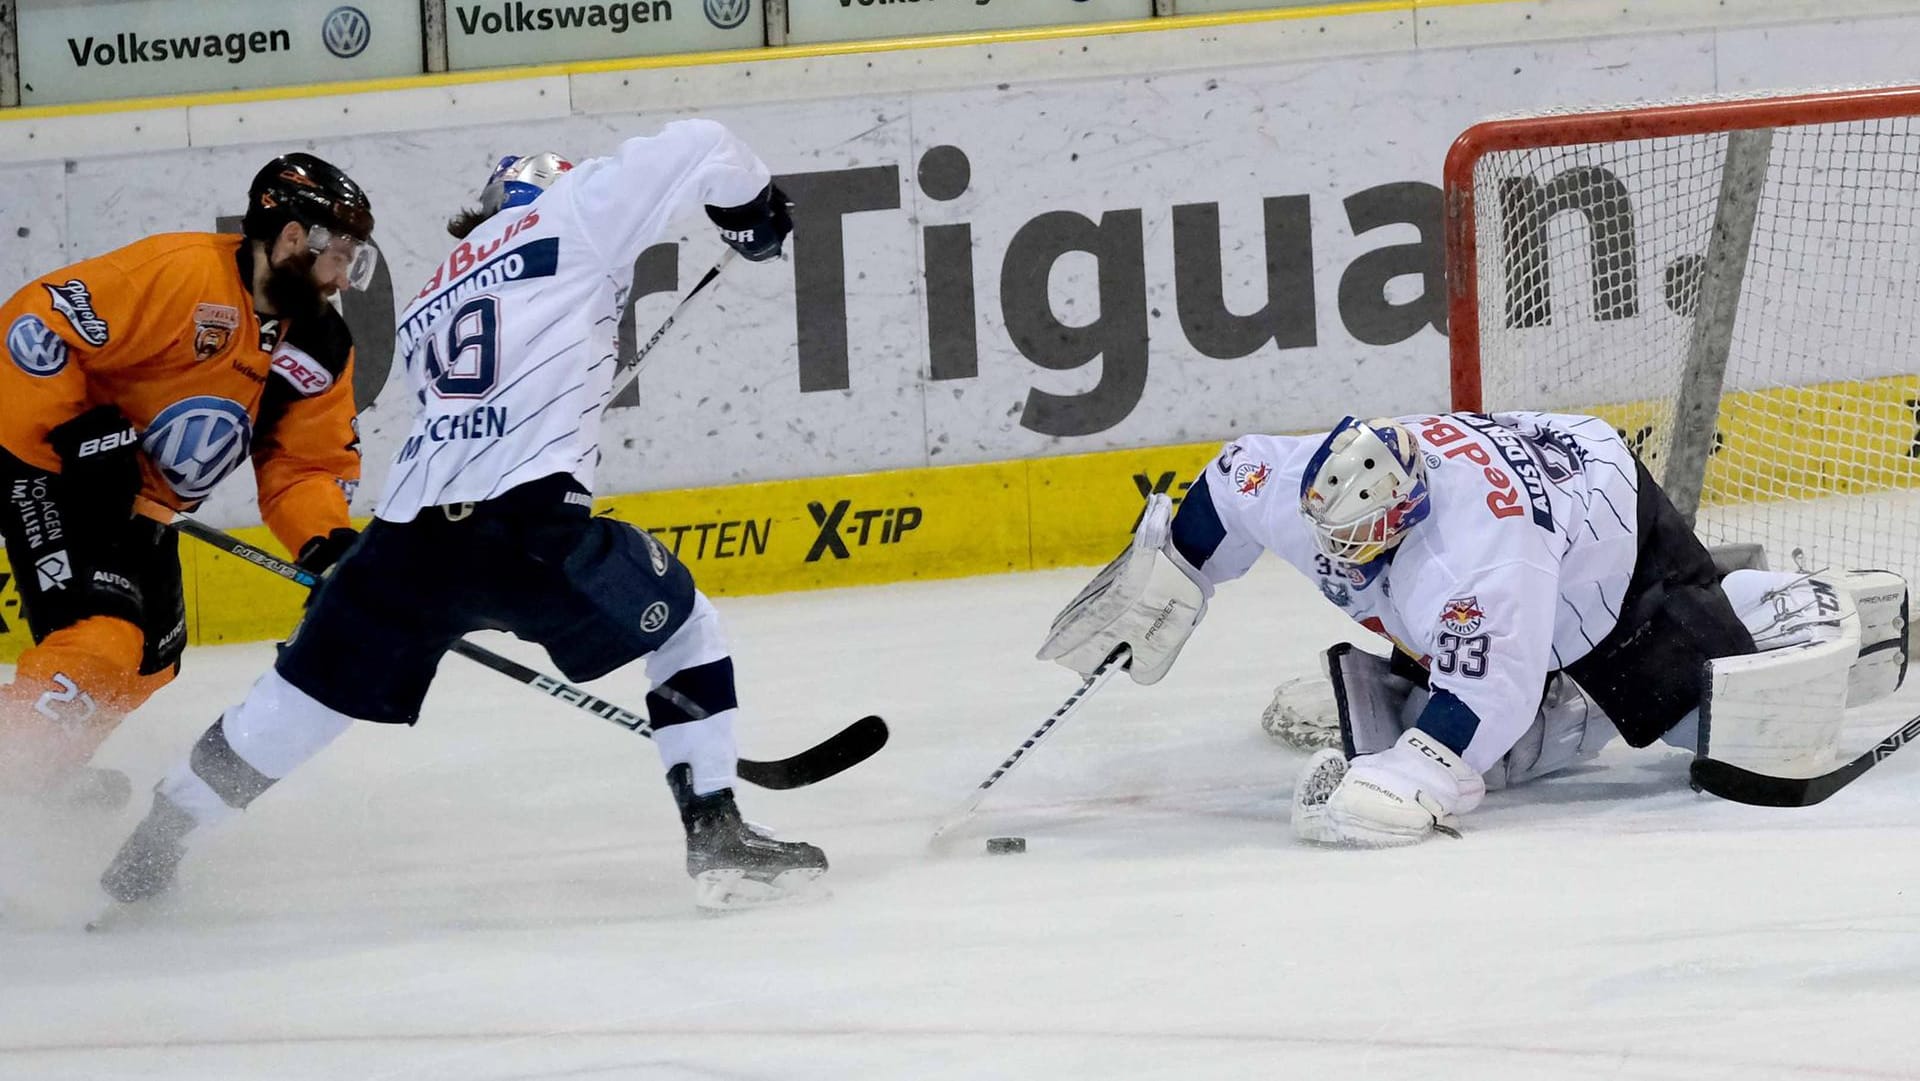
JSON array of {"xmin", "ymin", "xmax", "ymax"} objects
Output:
[
  {"xmin": 159, "ymin": 667, "xmax": 354, "ymax": 827},
  {"xmin": 645, "ymin": 592, "xmax": 740, "ymax": 796}
]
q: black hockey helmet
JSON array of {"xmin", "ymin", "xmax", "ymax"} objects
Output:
[{"xmin": 243, "ymin": 152, "xmax": 375, "ymax": 244}]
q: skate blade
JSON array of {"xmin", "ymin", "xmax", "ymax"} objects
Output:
[
  {"xmin": 692, "ymin": 867, "xmax": 828, "ymax": 913},
  {"xmin": 83, "ymin": 896, "xmax": 144, "ymax": 933}
]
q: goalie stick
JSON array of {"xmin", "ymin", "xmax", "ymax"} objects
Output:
[
  {"xmin": 150, "ymin": 507, "xmax": 885, "ymax": 790},
  {"xmin": 1690, "ymin": 711, "xmax": 1920, "ymax": 807},
  {"xmin": 929, "ymin": 644, "xmax": 1131, "ymax": 846}
]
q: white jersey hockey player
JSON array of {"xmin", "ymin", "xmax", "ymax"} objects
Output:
[
  {"xmin": 98, "ymin": 121, "xmax": 830, "ymax": 911},
  {"xmin": 1040, "ymin": 412, "xmax": 1908, "ymax": 846}
]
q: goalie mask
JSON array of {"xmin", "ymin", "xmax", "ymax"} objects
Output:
[
  {"xmin": 478, "ymin": 151, "xmax": 574, "ymax": 217},
  {"xmin": 1300, "ymin": 416, "xmax": 1430, "ymax": 566}
]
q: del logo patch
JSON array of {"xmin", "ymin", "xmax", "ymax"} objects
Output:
[
  {"xmin": 1232, "ymin": 460, "xmax": 1272, "ymax": 498},
  {"xmin": 270, "ymin": 342, "xmax": 335, "ymax": 395},
  {"xmin": 1439, "ymin": 596, "xmax": 1485, "ymax": 636}
]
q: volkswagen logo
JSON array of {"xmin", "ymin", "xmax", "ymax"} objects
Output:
[
  {"xmin": 6, "ymin": 315, "xmax": 69, "ymax": 376},
  {"xmin": 704, "ymin": 0, "xmax": 751, "ymax": 31},
  {"xmin": 143, "ymin": 396, "xmax": 254, "ymax": 501},
  {"xmin": 323, "ymin": 6, "xmax": 372, "ymax": 59}
]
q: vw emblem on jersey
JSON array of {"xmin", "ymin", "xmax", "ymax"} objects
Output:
[
  {"xmin": 639, "ymin": 601, "xmax": 672, "ymax": 634},
  {"xmin": 7, "ymin": 315, "xmax": 69, "ymax": 376},
  {"xmin": 142, "ymin": 396, "xmax": 254, "ymax": 501},
  {"xmin": 322, "ymin": 6, "xmax": 371, "ymax": 59},
  {"xmin": 704, "ymin": 0, "xmax": 751, "ymax": 30}
]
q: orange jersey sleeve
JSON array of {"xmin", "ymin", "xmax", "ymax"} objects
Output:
[
  {"xmin": 0, "ymin": 256, "xmax": 151, "ymax": 470},
  {"xmin": 253, "ymin": 321, "xmax": 362, "ymax": 557}
]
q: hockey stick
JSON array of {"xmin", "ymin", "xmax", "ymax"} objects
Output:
[
  {"xmin": 1689, "ymin": 711, "xmax": 1920, "ymax": 807},
  {"xmin": 608, "ymin": 250, "xmax": 734, "ymax": 402},
  {"xmin": 928, "ymin": 645, "xmax": 1131, "ymax": 846},
  {"xmin": 147, "ymin": 503, "xmax": 885, "ymax": 790}
]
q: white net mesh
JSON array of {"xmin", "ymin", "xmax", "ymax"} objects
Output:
[{"xmin": 1460, "ymin": 100, "xmax": 1920, "ymax": 589}]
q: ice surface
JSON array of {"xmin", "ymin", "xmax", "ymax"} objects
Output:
[{"xmin": 3, "ymin": 561, "xmax": 1919, "ymax": 1081}]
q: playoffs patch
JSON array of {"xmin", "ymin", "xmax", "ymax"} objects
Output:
[{"xmin": 44, "ymin": 279, "xmax": 108, "ymax": 346}]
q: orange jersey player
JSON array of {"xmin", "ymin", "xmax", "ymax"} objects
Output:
[{"xmin": 0, "ymin": 153, "xmax": 377, "ymax": 807}]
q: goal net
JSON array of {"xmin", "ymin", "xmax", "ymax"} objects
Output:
[{"xmin": 1446, "ymin": 85, "xmax": 1920, "ymax": 597}]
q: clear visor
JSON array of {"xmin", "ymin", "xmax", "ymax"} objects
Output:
[{"xmin": 306, "ymin": 224, "xmax": 378, "ymax": 291}]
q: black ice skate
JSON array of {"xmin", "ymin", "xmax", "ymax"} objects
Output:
[
  {"xmin": 98, "ymin": 791, "xmax": 198, "ymax": 905},
  {"xmin": 668, "ymin": 764, "xmax": 827, "ymax": 912}
]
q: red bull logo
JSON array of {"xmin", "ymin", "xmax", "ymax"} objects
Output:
[
  {"xmin": 1233, "ymin": 460, "xmax": 1272, "ymax": 497},
  {"xmin": 1439, "ymin": 595, "xmax": 1485, "ymax": 635}
]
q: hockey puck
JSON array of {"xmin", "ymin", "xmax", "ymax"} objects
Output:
[{"xmin": 986, "ymin": 837, "xmax": 1026, "ymax": 855}]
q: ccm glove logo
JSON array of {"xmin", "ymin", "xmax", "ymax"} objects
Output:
[{"xmin": 76, "ymin": 427, "xmax": 139, "ymax": 458}]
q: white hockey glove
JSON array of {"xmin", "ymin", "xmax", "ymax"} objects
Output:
[
  {"xmin": 1292, "ymin": 729, "xmax": 1485, "ymax": 847},
  {"xmin": 1036, "ymin": 494, "xmax": 1211, "ymax": 685}
]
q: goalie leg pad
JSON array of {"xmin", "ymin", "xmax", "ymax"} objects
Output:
[
  {"xmin": 1260, "ymin": 668, "xmax": 1342, "ymax": 751},
  {"xmin": 1326, "ymin": 643, "xmax": 1420, "ymax": 758},
  {"xmin": 1834, "ymin": 569, "xmax": 1908, "ymax": 705},
  {"xmin": 1037, "ymin": 494, "xmax": 1210, "ymax": 685},
  {"xmin": 1703, "ymin": 570, "xmax": 1861, "ymax": 777},
  {"xmin": 1721, "ymin": 568, "xmax": 1909, "ymax": 707}
]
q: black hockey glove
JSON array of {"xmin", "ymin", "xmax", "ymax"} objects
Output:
[
  {"xmin": 47, "ymin": 405, "xmax": 142, "ymax": 535},
  {"xmin": 705, "ymin": 183, "xmax": 792, "ymax": 262},
  {"xmin": 297, "ymin": 527, "xmax": 359, "ymax": 577}
]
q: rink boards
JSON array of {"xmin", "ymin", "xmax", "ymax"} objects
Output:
[
  {"xmin": 0, "ymin": 370, "xmax": 1912, "ymax": 661},
  {"xmin": 0, "ymin": 438, "xmax": 1224, "ymax": 661}
]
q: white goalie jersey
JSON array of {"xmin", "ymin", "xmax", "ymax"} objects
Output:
[
  {"xmin": 376, "ymin": 120, "xmax": 773, "ymax": 522},
  {"xmin": 1178, "ymin": 411, "xmax": 1643, "ymax": 774}
]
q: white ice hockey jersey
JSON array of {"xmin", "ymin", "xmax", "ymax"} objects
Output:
[
  {"xmin": 1179, "ymin": 412, "xmax": 1643, "ymax": 772},
  {"xmin": 376, "ymin": 120, "xmax": 773, "ymax": 521}
]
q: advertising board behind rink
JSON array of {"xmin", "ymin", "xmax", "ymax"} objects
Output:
[
  {"xmin": 37, "ymin": 26, "xmax": 1752, "ymax": 531},
  {"xmin": 447, "ymin": 0, "xmax": 763, "ymax": 69},
  {"xmin": 15, "ymin": 0, "xmax": 422, "ymax": 105},
  {"xmin": 786, "ymin": 0, "xmax": 1150, "ymax": 44}
]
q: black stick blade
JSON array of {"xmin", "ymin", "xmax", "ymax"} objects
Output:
[
  {"xmin": 738, "ymin": 715, "xmax": 889, "ymax": 790},
  {"xmin": 1689, "ymin": 757, "xmax": 1846, "ymax": 807},
  {"xmin": 1691, "ymin": 710, "xmax": 1920, "ymax": 808}
]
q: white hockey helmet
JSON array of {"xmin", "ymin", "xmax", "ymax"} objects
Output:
[
  {"xmin": 478, "ymin": 151, "xmax": 574, "ymax": 217},
  {"xmin": 1299, "ymin": 416, "xmax": 1431, "ymax": 565}
]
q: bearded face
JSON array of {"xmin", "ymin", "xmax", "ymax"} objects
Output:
[{"xmin": 263, "ymin": 246, "xmax": 330, "ymax": 324}]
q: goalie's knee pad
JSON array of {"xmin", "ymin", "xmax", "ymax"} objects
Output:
[
  {"xmin": 1037, "ymin": 494, "xmax": 1210, "ymax": 685},
  {"xmin": 1490, "ymin": 675, "xmax": 1614, "ymax": 789},
  {"xmin": 1327, "ymin": 643, "xmax": 1612, "ymax": 791}
]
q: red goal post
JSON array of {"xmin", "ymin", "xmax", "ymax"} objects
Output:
[{"xmin": 1443, "ymin": 84, "xmax": 1920, "ymax": 588}]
